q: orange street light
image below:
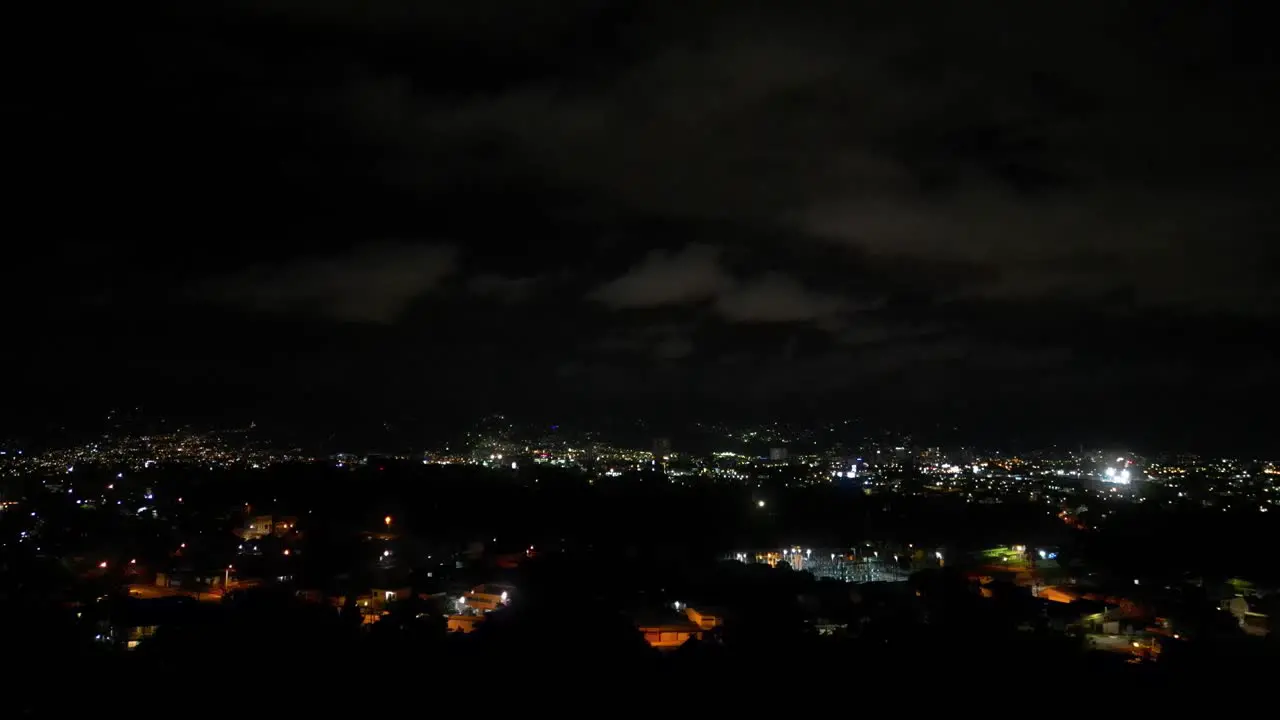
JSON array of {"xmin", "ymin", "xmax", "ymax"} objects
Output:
[{"xmin": 384, "ymin": 515, "xmax": 392, "ymax": 527}]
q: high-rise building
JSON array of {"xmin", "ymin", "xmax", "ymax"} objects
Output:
[
  {"xmin": 769, "ymin": 447, "xmax": 788, "ymax": 461},
  {"xmin": 652, "ymin": 437, "xmax": 672, "ymax": 458}
]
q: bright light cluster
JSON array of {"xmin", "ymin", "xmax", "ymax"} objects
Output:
[{"xmin": 1102, "ymin": 467, "xmax": 1131, "ymax": 484}]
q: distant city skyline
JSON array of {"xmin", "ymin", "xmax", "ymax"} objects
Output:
[{"xmin": 3, "ymin": 407, "xmax": 1275, "ymax": 462}]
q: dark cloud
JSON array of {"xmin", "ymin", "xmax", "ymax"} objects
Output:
[
  {"xmin": 590, "ymin": 244, "xmax": 851, "ymax": 325},
  {"xmin": 468, "ymin": 273, "xmax": 540, "ymax": 302},
  {"xmin": 589, "ymin": 245, "xmax": 729, "ymax": 309},
  {"xmin": 713, "ymin": 274, "xmax": 848, "ymax": 324},
  {"xmin": 198, "ymin": 243, "xmax": 457, "ymax": 324}
]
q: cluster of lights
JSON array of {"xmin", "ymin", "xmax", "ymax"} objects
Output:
[{"xmin": 1102, "ymin": 467, "xmax": 1132, "ymax": 485}]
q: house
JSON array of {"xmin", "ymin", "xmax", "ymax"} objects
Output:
[
  {"xmin": 155, "ymin": 568, "xmax": 227, "ymax": 592},
  {"xmin": 632, "ymin": 613, "xmax": 704, "ymax": 649},
  {"xmin": 460, "ymin": 584, "xmax": 511, "ymax": 612},
  {"xmin": 684, "ymin": 606, "xmax": 726, "ymax": 630},
  {"xmin": 1043, "ymin": 598, "xmax": 1118, "ymax": 633},
  {"xmin": 234, "ymin": 515, "xmax": 275, "ymax": 541},
  {"xmin": 1035, "ymin": 585, "xmax": 1079, "ymax": 604},
  {"xmin": 234, "ymin": 515, "xmax": 299, "ymax": 541},
  {"xmin": 367, "ymin": 587, "xmax": 412, "ymax": 611},
  {"xmin": 1224, "ymin": 596, "xmax": 1271, "ymax": 637},
  {"xmin": 448, "ymin": 615, "xmax": 484, "ymax": 633},
  {"xmin": 1241, "ymin": 612, "xmax": 1270, "ymax": 637},
  {"xmin": 271, "ymin": 517, "xmax": 299, "ymax": 537}
]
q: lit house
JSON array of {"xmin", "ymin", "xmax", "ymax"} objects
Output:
[
  {"xmin": 448, "ymin": 615, "xmax": 484, "ymax": 633},
  {"xmin": 684, "ymin": 606, "xmax": 726, "ymax": 630},
  {"xmin": 459, "ymin": 584, "xmax": 511, "ymax": 612},
  {"xmin": 234, "ymin": 515, "xmax": 299, "ymax": 541},
  {"xmin": 234, "ymin": 515, "xmax": 276, "ymax": 541},
  {"xmin": 633, "ymin": 614, "xmax": 704, "ymax": 649}
]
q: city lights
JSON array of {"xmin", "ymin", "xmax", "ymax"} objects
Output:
[{"xmin": 3, "ymin": 409, "xmax": 1274, "ymax": 672}]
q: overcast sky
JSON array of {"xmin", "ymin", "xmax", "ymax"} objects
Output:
[{"xmin": 7, "ymin": 2, "xmax": 1279, "ymax": 448}]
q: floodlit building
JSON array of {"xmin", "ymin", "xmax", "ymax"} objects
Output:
[
  {"xmin": 233, "ymin": 514, "xmax": 300, "ymax": 541},
  {"xmin": 635, "ymin": 617, "xmax": 703, "ymax": 649},
  {"xmin": 368, "ymin": 587, "xmax": 412, "ymax": 611},
  {"xmin": 684, "ymin": 606, "xmax": 726, "ymax": 630},
  {"xmin": 235, "ymin": 515, "xmax": 275, "ymax": 541},
  {"xmin": 460, "ymin": 584, "xmax": 511, "ymax": 612},
  {"xmin": 272, "ymin": 517, "xmax": 299, "ymax": 536},
  {"xmin": 448, "ymin": 615, "xmax": 484, "ymax": 633}
]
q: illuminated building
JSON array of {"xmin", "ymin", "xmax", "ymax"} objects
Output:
[
  {"xmin": 635, "ymin": 617, "xmax": 703, "ymax": 649},
  {"xmin": 459, "ymin": 584, "xmax": 512, "ymax": 612},
  {"xmin": 234, "ymin": 515, "xmax": 297, "ymax": 540},
  {"xmin": 234, "ymin": 515, "xmax": 276, "ymax": 541},
  {"xmin": 683, "ymin": 606, "xmax": 725, "ymax": 630},
  {"xmin": 448, "ymin": 615, "xmax": 484, "ymax": 633}
]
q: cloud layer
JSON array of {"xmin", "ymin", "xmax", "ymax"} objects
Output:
[
  {"xmin": 590, "ymin": 245, "xmax": 850, "ymax": 324},
  {"xmin": 200, "ymin": 243, "xmax": 457, "ymax": 323},
  {"xmin": 9, "ymin": 1, "xmax": 1279, "ymax": 444}
]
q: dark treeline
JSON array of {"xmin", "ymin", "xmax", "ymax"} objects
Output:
[
  {"xmin": 1073, "ymin": 502, "xmax": 1280, "ymax": 585},
  {"xmin": 131, "ymin": 462, "xmax": 1070, "ymax": 549}
]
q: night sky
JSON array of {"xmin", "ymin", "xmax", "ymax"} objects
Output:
[{"xmin": 8, "ymin": 3, "xmax": 1279, "ymax": 448}]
